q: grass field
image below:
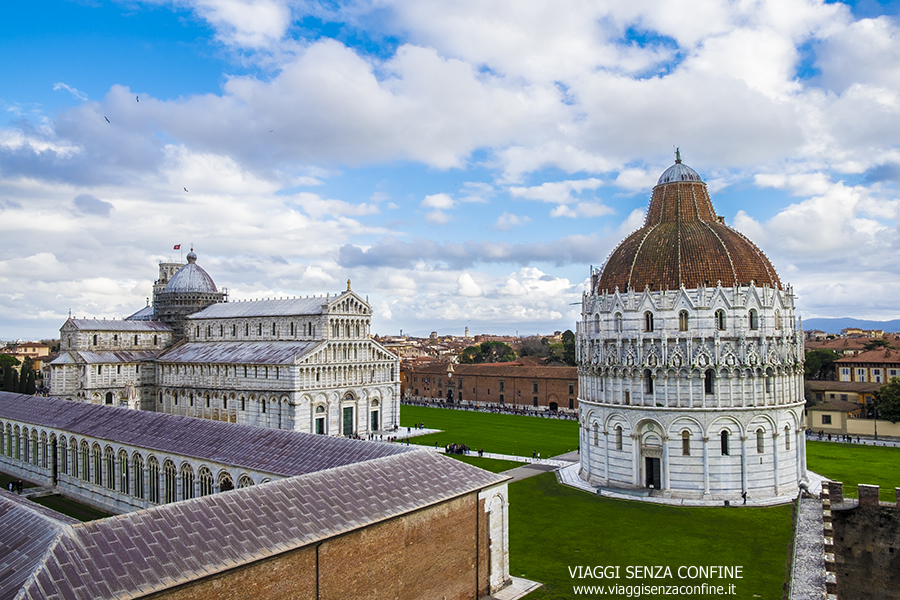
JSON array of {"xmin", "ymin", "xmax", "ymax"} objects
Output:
[
  {"xmin": 806, "ymin": 440, "xmax": 900, "ymax": 501},
  {"xmin": 510, "ymin": 473, "xmax": 794, "ymax": 600},
  {"xmin": 31, "ymin": 494, "xmax": 112, "ymax": 522},
  {"xmin": 441, "ymin": 453, "xmax": 525, "ymax": 473},
  {"xmin": 399, "ymin": 405, "xmax": 578, "ymax": 457}
]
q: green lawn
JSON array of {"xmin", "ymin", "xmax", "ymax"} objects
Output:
[
  {"xmin": 510, "ymin": 473, "xmax": 794, "ymax": 600},
  {"xmin": 806, "ymin": 441, "xmax": 900, "ymax": 501},
  {"xmin": 31, "ymin": 494, "xmax": 112, "ymax": 522},
  {"xmin": 442, "ymin": 453, "xmax": 525, "ymax": 473},
  {"xmin": 399, "ymin": 405, "xmax": 578, "ymax": 457}
]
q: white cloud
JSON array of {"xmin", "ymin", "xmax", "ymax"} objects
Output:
[
  {"xmin": 456, "ymin": 272, "xmax": 482, "ymax": 297},
  {"xmin": 494, "ymin": 212, "xmax": 530, "ymax": 230},
  {"xmin": 420, "ymin": 193, "xmax": 455, "ymax": 210},
  {"xmin": 53, "ymin": 82, "xmax": 88, "ymax": 101}
]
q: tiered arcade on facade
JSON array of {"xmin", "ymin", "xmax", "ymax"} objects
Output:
[
  {"xmin": 576, "ymin": 154, "xmax": 806, "ymax": 502},
  {"xmin": 49, "ymin": 252, "xmax": 400, "ymax": 437}
]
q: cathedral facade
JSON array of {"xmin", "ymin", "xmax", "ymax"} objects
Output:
[
  {"xmin": 576, "ymin": 154, "xmax": 806, "ymax": 502},
  {"xmin": 49, "ymin": 252, "xmax": 400, "ymax": 437}
]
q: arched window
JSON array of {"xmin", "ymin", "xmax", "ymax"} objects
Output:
[
  {"xmin": 705, "ymin": 370, "xmax": 714, "ymax": 394},
  {"xmin": 644, "ymin": 311, "xmax": 654, "ymax": 332},
  {"xmin": 756, "ymin": 428, "xmax": 765, "ymax": 454},
  {"xmin": 678, "ymin": 310, "xmax": 689, "ymax": 331},
  {"xmin": 80, "ymin": 441, "xmax": 90, "ymax": 481},
  {"xmin": 163, "ymin": 460, "xmax": 177, "ymax": 503},
  {"xmin": 681, "ymin": 430, "xmax": 691, "ymax": 456},
  {"xmin": 20, "ymin": 427, "xmax": 27, "ymax": 462},
  {"xmin": 104, "ymin": 446, "xmax": 115, "ymax": 489},
  {"xmin": 31, "ymin": 430, "xmax": 39, "ymax": 466},
  {"xmin": 238, "ymin": 475, "xmax": 254, "ymax": 488},
  {"xmin": 315, "ymin": 405, "xmax": 326, "ymax": 435},
  {"xmin": 198, "ymin": 467, "xmax": 214, "ymax": 496},
  {"xmin": 615, "ymin": 425, "xmax": 623, "ymax": 451},
  {"xmin": 40, "ymin": 431, "xmax": 47, "ymax": 468},
  {"xmin": 592, "ymin": 423, "xmax": 599, "ymax": 446},
  {"xmin": 258, "ymin": 323, "xmax": 262, "ymax": 335},
  {"xmin": 133, "ymin": 453, "xmax": 144, "ymax": 499},
  {"xmin": 774, "ymin": 310, "xmax": 782, "ymax": 330},
  {"xmin": 290, "ymin": 322, "xmax": 295, "ymax": 336},
  {"xmin": 785, "ymin": 426, "xmax": 791, "ymax": 450},
  {"xmin": 91, "ymin": 444, "xmax": 102, "ymax": 485},
  {"xmin": 644, "ymin": 370, "xmax": 654, "ymax": 394},
  {"xmin": 720, "ymin": 431, "xmax": 730, "ymax": 455},
  {"xmin": 272, "ymin": 322, "xmax": 276, "ymax": 335},
  {"xmin": 715, "ymin": 309, "xmax": 726, "ymax": 331},
  {"xmin": 181, "ymin": 463, "xmax": 195, "ymax": 500},
  {"xmin": 219, "ymin": 471, "xmax": 234, "ymax": 492},
  {"xmin": 149, "ymin": 457, "xmax": 160, "ymax": 503},
  {"xmin": 118, "ymin": 449, "xmax": 129, "ymax": 493},
  {"xmin": 749, "ymin": 309, "xmax": 759, "ymax": 330},
  {"xmin": 59, "ymin": 436, "xmax": 68, "ymax": 475},
  {"xmin": 614, "ymin": 313, "xmax": 623, "ymax": 333},
  {"xmin": 765, "ymin": 373, "xmax": 774, "ymax": 394},
  {"xmin": 93, "ymin": 334, "xmax": 98, "ymax": 345}
]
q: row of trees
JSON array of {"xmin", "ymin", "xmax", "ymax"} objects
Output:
[{"xmin": 0, "ymin": 355, "xmax": 36, "ymax": 395}]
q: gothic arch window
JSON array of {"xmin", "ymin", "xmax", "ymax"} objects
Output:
[
  {"xmin": 40, "ymin": 431, "xmax": 47, "ymax": 468},
  {"xmin": 720, "ymin": 430, "xmax": 730, "ymax": 455},
  {"xmin": 765, "ymin": 371, "xmax": 774, "ymax": 394},
  {"xmin": 644, "ymin": 311, "xmax": 654, "ymax": 332},
  {"xmin": 592, "ymin": 422, "xmax": 599, "ymax": 446},
  {"xmin": 93, "ymin": 334, "xmax": 98, "ymax": 345},
  {"xmin": 704, "ymin": 370, "xmax": 715, "ymax": 395},
  {"xmin": 756, "ymin": 428, "xmax": 765, "ymax": 453},
  {"xmin": 163, "ymin": 460, "xmax": 178, "ymax": 503},
  {"xmin": 80, "ymin": 441, "xmax": 90, "ymax": 481},
  {"xmin": 31, "ymin": 430, "xmax": 38, "ymax": 466},
  {"xmin": 219, "ymin": 471, "xmax": 234, "ymax": 492},
  {"xmin": 59, "ymin": 436, "xmax": 68, "ymax": 474},
  {"xmin": 678, "ymin": 310, "xmax": 689, "ymax": 331},
  {"xmin": 290, "ymin": 322, "xmax": 295, "ymax": 336},
  {"xmin": 785, "ymin": 425, "xmax": 791, "ymax": 450},
  {"xmin": 615, "ymin": 425, "xmax": 623, "ymax": 451},
  {"xmin": 149, "ymin": 457, "xmax": 160, "ymax": 503},
  {"xmin": 104, "ymin": 446, "xmax": 115, "ymax": 490},
  {"xmin": 92, "ymin": 444, "xmax": 103, "ymax": 485},
  {"xmin": 133, "ymin": 453, "xmax": 144, "ymax": 499},
  {"xmin": 315, "ymin": 405, "xmax": 326, "ymax": 435},
  {"xmin": 749, "ymin": 309, "xmax": 759, "ymax": 330},
  {"xmin": 118, "ymin": 449, "xmax": 129, "ymax": 494},
  {"xmin": 644, "ymin": 370, "xmax": 654, "ymax": 394},
  {"xmin": 232, "ymin": 324, "xmax": 237, "ymax": 336},
  {"xmin": 272, "ymin": 322, "xmax": 276, "ymax": 335},
  {"xmin": 614, "ymin": 313, "xmax": 623, "ymax": 333},
  {"xmin": 774, "ymin": 310, "xmax": 782, "ymax": 330},
  {"xmin": 681, "ymin": 430, "xmax": 691, "ymax": 456},
  {"xmin": 715, "ymin": 309, "xmax": 726, "ymax": 331},
  {"xmin": 219, "ymin": 324, "xmax": 224, "ymax": 336},
  {"xmin": 180, "ymin": 463, "xmax": 195, "ymax": 500},
  {"xmin": 198, "ymin": 467, "xmax": 214, "ymax": 496},
  {"xmin": 238, "ymin": 475, "xmax": 254, "ymax": 488},
  {"xmin": 258, "ymin": 323, "xmax": 262, "ymax": 335},
  {"xmin": 245, "ymin": 323, "xmax": 249, "ymax": 336}
]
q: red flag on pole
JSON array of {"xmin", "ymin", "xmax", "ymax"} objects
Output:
[{"xmin": 173, "ymin": 244, "xmax": 181, "ymax": 250}]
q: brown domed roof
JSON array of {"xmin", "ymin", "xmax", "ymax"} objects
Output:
[{"xmin": 597, "ymin": 157, "xmax": 780, "ymax": 292}]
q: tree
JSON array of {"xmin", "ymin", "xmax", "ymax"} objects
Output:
[
  {"xmin": 2, "ymin": 366, "xmax": 18, "ymax": 393},
  {"xmin": 0, "ymin": 354, "xmax": 20, "ymax": 369},
  {"xmin": 561, "ymin": 330, "xmax": 576, "ymax": 366},
  {"xmin": 874, "ymin": 378, "xmax": 900, "ymax": 424},
  {"xmin": 516, "ymin": 336, "xmax": 549, "ymax": 358},
  {"xmin": 458, "ymin": 341, "xmax": 516, "ymax": 364},
  {"xmin": 863, "ymin": 338, "xmax": 892, "ymax": 351},
  {"xmin": 804, "ymin": 349, "xmax": 840, "ymax": 380},
  {"xmin": 20, "ymin": 357, "xmax": 35, "ymax": 395}
]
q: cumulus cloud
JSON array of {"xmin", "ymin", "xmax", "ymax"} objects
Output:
[{"xmin": 494, "ymin": 212, "xmax": 530, "ymax": 230}]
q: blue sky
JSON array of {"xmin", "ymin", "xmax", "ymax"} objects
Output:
[{"xmin": 3, "ymin": 0, "xmax": 900, "ymax": 340}]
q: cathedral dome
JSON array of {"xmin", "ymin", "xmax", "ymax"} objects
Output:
[
  {"xmin": 165, "ymin": 251, "xmax": 218, "ymax": 293},
  {"xmin": 597, "ymin": 155, "xmax": 780, "ymax": 292}
]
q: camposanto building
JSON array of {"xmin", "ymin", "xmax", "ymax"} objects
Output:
[
  {"xmin": 576, "ymin": 153, "xmax": 806, "ymax": 502},
  {"xmin": 49, "ymin": 251, "xmax": 400, "ymax": 437}
]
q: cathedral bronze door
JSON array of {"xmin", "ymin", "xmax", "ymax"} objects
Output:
[
  {"xmin": 342, "ymin": 406, "xmax": 354, "ymax": 436},
  {"xmin": 645, "ymin": 457, "xmax": 661, "ymax": 489}
]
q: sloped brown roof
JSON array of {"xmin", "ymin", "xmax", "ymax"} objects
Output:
[
  {"xmin": 835, "ymin": 348, "xmax": 900, "ymax": 365},
  {"xmin": 808, "ymin": 399, "xmax": 864, "ymax": 413},
  {"xmin": 597, "ymin": 160, "xmax": 780, "ymax": 292}
]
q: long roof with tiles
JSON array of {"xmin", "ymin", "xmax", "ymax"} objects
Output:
[
  {"xmin": 596, "ymin": 157, "xmax": 781, "ymax": 293},
  {"xmin": 9, "ymin": 451, "xmax": 506, "ymax": 600},
  {"xmin": 62, "ymin": 319, "xmax": 171, "ymax": 332},
  {"xmin": 0, "ymin": 393, "xmax": 408, "ymax": 477},
  {"xmin": 158, "ymin": 340, "xmax": 320, "ymax": 365}
]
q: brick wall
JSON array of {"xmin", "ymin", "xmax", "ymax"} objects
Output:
[{"xmin": 153, "ymin": 492, "xmax": 492, "ymax": 600}]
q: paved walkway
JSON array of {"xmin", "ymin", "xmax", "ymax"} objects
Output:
[{"xmin": 789, "ymin": 497, "xmax": 826, "ymax": 600}]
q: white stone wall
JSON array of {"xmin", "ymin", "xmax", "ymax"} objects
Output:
[{"xmin": 576, "ymin": 283, "xmax": 806, "ymax": 501}]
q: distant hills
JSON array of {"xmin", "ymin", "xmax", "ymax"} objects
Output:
[{"xmin": 803, "ymin": 318, "xmax": 900, "ymax": 334}]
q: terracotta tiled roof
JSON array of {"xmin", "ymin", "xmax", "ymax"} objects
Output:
[
  {"xmin": 597, "ymin": 161, "xmax": 780, "ymax": 292},
  {"xmin": 808, "ymin": 399, "xmax": 864, "ymax": 413},
  {"xmin": 805, "ymin": 380, "xmax": 881, "ymax": 394},
  {"xmin": 835, "ymin": 348, "xmax": 900, "ymax": 364}
]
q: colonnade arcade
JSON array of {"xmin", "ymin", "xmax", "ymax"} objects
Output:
[{"xmin": 0, "ymin": 419, "xmax": 274, "ymax": 513}]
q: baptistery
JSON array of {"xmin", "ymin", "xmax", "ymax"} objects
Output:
[{"xmin": 576, "ymin": 152, "xmax": 806, "ymax": 502}]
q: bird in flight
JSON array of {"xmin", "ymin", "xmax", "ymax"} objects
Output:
[
  {"xmin": 269, "ymin": 130, "xmax": 274, "ymax": 133},
  {"xmin": 183, "ymin": 187, "xmax": 189, "ymax": 192},
  {"xmin": 136, "ymin": 96, "xmax": 139, "ymax": 103},
  {"xmin": 104, "ymin": 116, "xmax": 110, "ymax": 124}
]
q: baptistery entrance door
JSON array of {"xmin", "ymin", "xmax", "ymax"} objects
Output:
[{"xmin": 645, "ymin": 457, "xmax": 661, "ymax": 489}]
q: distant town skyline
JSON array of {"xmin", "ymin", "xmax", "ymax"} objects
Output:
[{"xmin": 4, "ymin": 1, "xmax": 900, "ymax": 340}]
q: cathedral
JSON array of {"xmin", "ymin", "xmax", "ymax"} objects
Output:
[
  {"xmin": 576, "ymin": 152, "xmax": 806, "ymax": 502},
  {"xmin": 49, "ymin": 251, "xmax": 400, "ymax": 437}
]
